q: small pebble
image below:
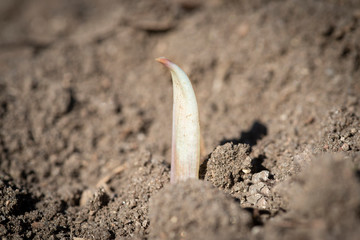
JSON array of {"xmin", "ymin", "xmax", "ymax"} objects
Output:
[
  {"xmin": 0, "ymin": 224, "xmax": 7, "ymax": 235},
  {"xmin": 80, "ymin": 189, "xmax": 94, "ymax": 207},
  {"xmin": 257, "ymin": 197, "xmax": 268, "ymax": 209},
  {"xmin": 249, "ymin": 182, "xmax": 266, "ymax": 195},
  {"xmin": 142, "ymin": 220, "xmax": 148, "ymax": 227},
  {"xmin": 248, "ymin": 185, "xmax": 257, "ymax": 195},
  {"xmin": 247, "ymin": 193, "xmax": 262, "ymax": 205},
  {"xmin": 260, "ymin": 186, "xmax": 271, "ymax": 196},
  {"xmin": 128, "ymin": 199, "xmax": 137, "ymax": 208},
  {"xmin": 341, "ymin": 143, "xmax": 350, "ymax": 151},
  {"xmin": 252, "ymin": 170, "xmax": 270, "ymax": 183},
  {"xmin": 350, "ymin": 128, "xmax": 357, "ymax": 135},
  {"xmin": 170, "ymin": 216, "xmax": 178, "ymax": 223},
  {"xmin": 251, "ymin": 226, "xmax": 263, "ymax": 236}
]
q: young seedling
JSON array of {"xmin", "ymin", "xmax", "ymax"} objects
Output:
[{"xmin": 156, "ymin": 57, "xmax": 200, "ymax": 184}]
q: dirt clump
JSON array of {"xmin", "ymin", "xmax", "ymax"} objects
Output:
[
  {"xmin": 149, "ymin": 179, "xmax": 252, "ymax": 240},
  {"xmin": 261, "ymin": 153, "xmax": 360, "ymax": 240},
  {"xmin": 204, "ymin": 143, "xmax": 278, "ymax": 212},
  {"xmin": 204, "ymin": 142, "xmax": 252, "ymax": 189}
]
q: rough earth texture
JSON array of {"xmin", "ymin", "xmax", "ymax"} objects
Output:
[
  {"xmin": 0, "ymin": 0, "xmax": 360, "ymax": 239},
  {"xmin": 149, "ymin": 180, "xmax": 251, "ymax": 240}
]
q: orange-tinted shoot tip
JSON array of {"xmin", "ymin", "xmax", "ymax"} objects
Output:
[{"xmin": 155, "ymin": 57, "xmax": 171, "ymax": 67}]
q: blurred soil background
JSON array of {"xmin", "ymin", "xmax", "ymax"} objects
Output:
[{"xmin": 0, "ymin": 0, "xmax": 359, "ymax": 239}]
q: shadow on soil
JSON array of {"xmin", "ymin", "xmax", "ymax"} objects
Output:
[
  {"xmin": 220, "ymin": 121, "xmax": 268, "ymax": 148},
  {"xmin": 200, "ymin": 121, "xmax": 268, "ymax": 178}
]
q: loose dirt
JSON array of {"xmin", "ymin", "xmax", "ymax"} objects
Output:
[{"xmin": 0, "ymin": 0, "xmax": 359, "ymax": 239}]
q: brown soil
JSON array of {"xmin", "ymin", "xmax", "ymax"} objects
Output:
[{"xmin": 1, "ymin": 0, "xmax": 360, "ymax": 239}]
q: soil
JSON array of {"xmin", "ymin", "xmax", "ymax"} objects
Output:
[{"xmin": 0, "ymin": 0, "xmax": 360, "ymax": 239}]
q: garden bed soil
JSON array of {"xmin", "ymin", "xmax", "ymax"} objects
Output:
[{"xmin": 0, "ymin": 0, "xmax": 360, "ymax": 239}]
